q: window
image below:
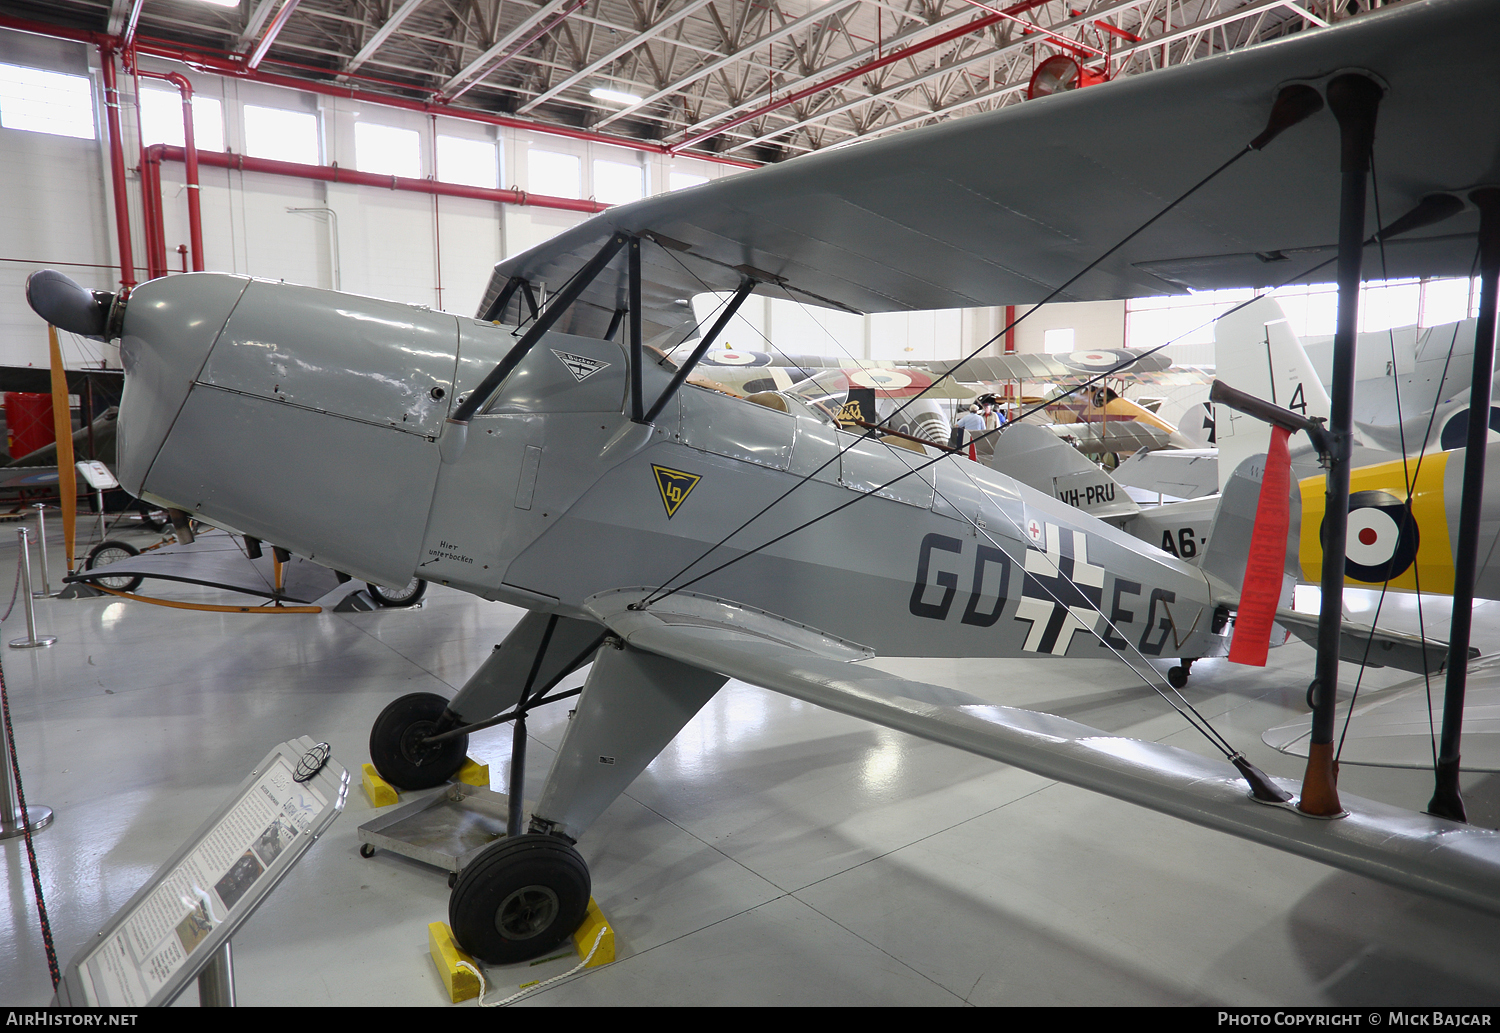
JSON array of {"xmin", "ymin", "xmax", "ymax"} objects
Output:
[
  {"xmin": 1043, "ymin": 328, "xmax": 1075, "ymax": 354},
  {"xmin": 243, "ymin": 104, "xmax": 319, "ymax": 164},
  {"xmin": 670, "ymin": 171, "xmax": 707, "ymax": 191},
  {"xmin": 593, "ymin": 159, "xmax": 643, "ymax": 205},
  {"xmin": 139, "ymin": 87, "xmax": 224, "ymax": 152},
  {"xmin": 436, "ymin": 135, "xmax": 498, "ymax": 189},
  {"xmin": 528, "ymin": 148, "xmax": 580, "ymax": 198},
  {"xmin": 355, "ymin": 121, "xmax": 420, "ymax": 178},
  {"xmin": 0, "ymin": 62, "xmax": 95, "ymax": 140}
]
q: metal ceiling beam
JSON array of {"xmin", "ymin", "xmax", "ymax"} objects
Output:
[
  {"xmin": 237, "ymin": 0, "xmax": 282, "ymax": 52},
  {"xmin": 1107, "ymin": 0, "xmax": 1318, "ymax": 61},
  {"xmin": 726, "ymin": 0, "xmax": 1304, "ymax": 153},
  {"xmin": 670, "ymin": 2, "xmax": 1017, "ymax": 140},
  {"xmin": 673, "ymin": 1, "xmax": 1060, "ymax": 152},
  {"xmin": 437, "ymin": 0, "xmax": 585, "ymax": 99},
  {"xmin": 246, "ymin": 0, "xmax": 302, "ymax": 70},
  {"xmin": 516, "ymin": 0, "xmax": 720, "ymax": 115},
  {"xmin": 342, "ymin": 1, "xmax": 429, "ymax": 74},
  {"xmin": 591, "ymin": 0, "xmax": 862, "ymax": 130}
]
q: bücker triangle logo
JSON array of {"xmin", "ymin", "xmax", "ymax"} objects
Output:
[
  {"xmin": 552, "ymin": 349, "xmax": 610, "ymax": 382},
  {"xmin": 652, "ymin": 465, "xmax": 701, "ymax": 519}
]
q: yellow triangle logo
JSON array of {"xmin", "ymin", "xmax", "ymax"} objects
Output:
[{"xmin": 653, "ymin": 465, "xmax": 702, "ymax": 519}]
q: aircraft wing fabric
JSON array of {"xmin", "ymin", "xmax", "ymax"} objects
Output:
[
  {"xmin": 585, "ymin": 586, "xmax": 1500, "ymax": 918},
  {"xmin": 481, "ymin": 0, "xmax": 1499, "ymax": 342}
]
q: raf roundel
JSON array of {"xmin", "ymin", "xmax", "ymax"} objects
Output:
[{"xmin": 1338, "ymin": 490, "xmax": 1420, "ymax": 584}]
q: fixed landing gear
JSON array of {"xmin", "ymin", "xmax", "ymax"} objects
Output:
[
  {"xmin": 367, "ymin": 577, "xmax": 427, "ymax": 607},
  {"xmin": 450, "ymin": 835, "xmax": 591, "ymax": 965},
  {"xmin": 1167, "ymin": 658, "xmax": 1197, "ymax": 690},
  {"xmin": 368, "ymin": 691, "xmax": 469, "ymax": 789}
]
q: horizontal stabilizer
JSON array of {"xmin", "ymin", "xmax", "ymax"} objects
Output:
[
  {"xmin": 988, "ymin": 423, "xmax": 1139, "ymax": 522},
  {"xmin": 1262, "ymin": 656, "xmax": 1500, "ymax": 772},
  {"xmin": 585, "ymin": 588, "xmax": 1500, "ymax": 920},
  {"xmin": 1273, "ymin": 607, "xmax": 1475, "ymax": 675}
]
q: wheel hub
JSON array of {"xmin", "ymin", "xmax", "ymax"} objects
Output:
[
  {"xmin": 398, "ymin": 721, "xmax": 443, "ymax": 766},
  {"xmin": 496, "ymin": 885, "xmax": 560, "ymax": 940}
]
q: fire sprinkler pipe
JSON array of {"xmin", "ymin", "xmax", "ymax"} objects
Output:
[
  {"xmin": 148, "ymin": 145, "xmax": 611, "ymax": 213},
  {"xmin": 0, "ymin": 12, "xmax": 760, "ymax": 170},
  {"xmin": 139, "ymin": 144, "xmax": 612, "ymax": 284},
  {"xmin": 97, "ymin": 46, "xmax": 137, "ymax": 290},
  {"xmin": 130, "ymin": 68, "xmax": 204, "ymax": 272},
  {"xmin": 672, "ymin": 0, "xmax": 1054, "ymax": 153}
]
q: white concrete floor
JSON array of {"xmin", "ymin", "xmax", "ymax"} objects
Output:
[{"xmin": 2, "ymin": 514, "xmax": 1499, "ymax": 1007}]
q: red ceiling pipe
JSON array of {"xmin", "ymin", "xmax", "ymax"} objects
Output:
[
  {"xmin": 0, "ymin": 12, "xmax": 760, "ymax": 169},
  {"xmin": 141, "ymin": 147, "xmax": 168, "ymax": 279},
  {"xmin": 673, "ymin": 0, "xmax": 1053, "ymax": 153},
  {"xmin": 97, "ymin": 45, "xmax": 138, "ymax": 290},
  {"xmin": 130, "ymin": 69, "xmax": 205, "ymax": 271},
  {"xmin": 148, "ymin": 143, "xmax": 611, "ymax": 215}
]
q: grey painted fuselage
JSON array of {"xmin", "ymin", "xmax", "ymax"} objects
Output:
[{"xmin": 116, "ymin": 274, "xmax": 1229, "ymax": 663}]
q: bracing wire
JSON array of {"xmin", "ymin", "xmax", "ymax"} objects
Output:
[{"xmin": 638, "ymin": 144, "xmax": 1264, "ymax": 609}]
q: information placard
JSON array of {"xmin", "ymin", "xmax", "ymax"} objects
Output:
[{"xmin": 54, "ymin": 737, "xmax": 348, "ymax": 1007}]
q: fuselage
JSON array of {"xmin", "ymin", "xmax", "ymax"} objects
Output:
[{"xmin": 116, "ymin": 273, "xmax": 1229, "ymax": 661}]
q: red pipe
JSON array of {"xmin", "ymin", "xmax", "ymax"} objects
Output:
[
  {"xmin": 140, "ymin": 144, "xmax": 610, "ymax": 268},
  {"xmin": 0, "ymin": 12, "xmax": 759, "ymax": 169},
  {"xmin": 97, "ymin": 46, "xmax": 137, "ymax": 290},
  {"xmin": 673, "ymin": 0, "xmax": 1053, "ymax": 153},
  {"xmin": 132, "ymin": 69, "xmax": 205, "ymax": 271},
  {"xmin": 141, "ymin": 149, "xmax": 167, "ymax": 279}
]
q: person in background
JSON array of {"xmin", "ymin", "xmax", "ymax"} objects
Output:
[{"xmin": 955, "ymin": 404, "xmax": 987, "ymax": 460}]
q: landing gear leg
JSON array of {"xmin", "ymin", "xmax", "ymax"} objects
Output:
[
  {"xmin": 447, "ymin": 639, "xmax": 726, "ymax": 964},
  {"xmin": 1167, "ymin": 658, "xmax": 1197, "ymax": 690}
]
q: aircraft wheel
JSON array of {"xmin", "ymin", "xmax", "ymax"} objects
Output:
[
  {"xmin": 1166, "ymin": 665, "xmax": 1188, "ymax": 690},
  {"xmin": 450, "ymin": 835, "xmax": 591, "ymax": 965},
  {"xmin": 1306, "ymin": 680, "xmax": 1321, "ymax": 710},
  {"xmin": 367, "ymin": 577, "xmax": 426, "ymax": 607},
  {"xmin": 368, "ymin": 692, "xmax": 468, "ymax": 790},
  {"xmin": 84, "ymin": 540, "xmax": 143, "ymax": 593}
]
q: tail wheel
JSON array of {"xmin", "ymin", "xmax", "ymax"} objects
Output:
[
  {"xmin": 368, "ymin": 691, "xmax": 467, "ymax": 790},
  {"xmin": 450, "ymin": 835, "xmax": 591, "ymax": 965},
  {"xmin": 367, "ymin": 578, "xmax": 426, "ymax": 607},
  {"xmin": 84, "ymin": 540, "xmax": 143, "ymax": 593}
]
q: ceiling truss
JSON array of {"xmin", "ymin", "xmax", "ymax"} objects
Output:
[{"xmin": 0, "ymin": 0, "xmax": 1394, "ymax": 162}]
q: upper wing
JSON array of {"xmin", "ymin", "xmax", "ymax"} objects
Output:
[
  {"xmin": 480, "ymin": 0, "xmax": 1499, "ymax": 339},
  {"xmin": 583, "ymin": 586, "xmax": 1500, "ymax": 919}
]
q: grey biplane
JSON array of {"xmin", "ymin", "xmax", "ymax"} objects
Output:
[{"xmin": 26, "ymin": 0, "xmax": 1500, "ymax": 968}]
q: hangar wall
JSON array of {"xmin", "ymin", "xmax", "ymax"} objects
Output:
[{"xmin": 0, "ymin": 26, "xmax": 1131, "ymax": 372}]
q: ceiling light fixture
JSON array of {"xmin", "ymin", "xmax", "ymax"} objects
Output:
[{"xmin": 589, "ymin": 87, "xmax": 643, "ymax": 107}]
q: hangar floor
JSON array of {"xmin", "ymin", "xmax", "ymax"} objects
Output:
[{"xmin": 2, "ymin": 523, "xmax": 1499, "ymax": 1007}]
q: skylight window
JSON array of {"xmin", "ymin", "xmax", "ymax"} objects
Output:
[
  {"xmin": 0, "ymin": 62, "xmax": 95, "ymax": 140},
  {"xmin": 355, "ymin": 121, "xmax": 420, "ymax": 179},
  {"xmin": 243, "ymin": 104, "xmax": 319, "ymax": 165},
  {"xmin": 529, "ymin": 148, "xmax": 580, "ymax": 199},
  {"xmin": 139, "ymin": 87, "xmax": 224, "ymax": 152},
  {"xmin": 670, "ymin": 171, "xmax": 708, "ymax": 191},
  {"xmin": 436, "ymin": 135, "xmax": 498, "ymax": 189},
  {"xmin": 593, "ymin": 159, "xmax": 643, "ymax": 206}
]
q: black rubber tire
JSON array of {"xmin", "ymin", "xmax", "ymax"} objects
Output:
[
  {"xmin": 367, "ymin": 578, "xmax": 427, "ymax": 607},
  {"xmin": 84, "ymin": 540, "xmax": 143, "ymax": 593},
  {"xmin": 450, "ymin": 835, "xmax": 591, "ymax": 965},
  {"xmin": 359, "ymin": 843, "xmax": 376, "ymax": 859},
  {"xmin": 1167, "ymin": 665, "xmax": 1188, "ymax": 690},
  {"xmin": 368, "ymin": 692, "xmax": 468, "ymax": 790}
]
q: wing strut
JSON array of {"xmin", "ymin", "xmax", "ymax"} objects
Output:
[
  {"xmin": 443, "ymin": 231, "xmax": 630, "ymax": 463},
  {"xmin": 1303, "ymin": 73, "xmax": 1383, "ymax": 817},
  {"xmin": 1430, "ymin": 187, "xmax": 1500, "ymax": 822},
  {"xmin": 642, "ymin": 276, "xmax": 756, "ymax": 424}
]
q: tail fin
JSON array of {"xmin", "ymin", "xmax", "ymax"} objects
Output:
[
  {"xmin": 1213, "ymin": 297, "xmax": 1328, "ymax": 491},
  {"xmin": 1199, "ymin": 452, "xmax": 1299, "ymax": 607}
]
